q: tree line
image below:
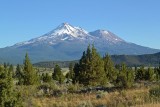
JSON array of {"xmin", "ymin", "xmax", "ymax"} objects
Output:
[
  {"xmin": 40, "ymin": 45, "xmax": 160, "ymax": 88},
  {"xmin": 69, "ymin": 45, "xmax": 160, "ymax": 88}
]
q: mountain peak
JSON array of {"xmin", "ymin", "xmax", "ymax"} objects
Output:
[
  {"xmin": 57, "ymin": 22, "xmax": 74, "ymax": 29},
  {"xmin": 62, "ymin": 22, "xmax": 70, "ymax": 26},
  {"xmin": 94, "ymin": 29, "xmax": 110, "ymax": 34},
  {"xmin": 52, "ymin": 23, "xmax": 75, "ymax": 35},
  {"xmin": 89, "ymin": 29, "xmax": 125, "ymax": 43},
  {"xmin": 43, "ymin": 23, "xmax": 89, "ymax": 39}
]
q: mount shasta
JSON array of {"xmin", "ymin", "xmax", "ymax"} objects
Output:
[{"xmin": 0, "ymin": 23, "xmax": 159, "ymax": 64}]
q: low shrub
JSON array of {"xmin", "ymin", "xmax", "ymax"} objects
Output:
[
  {"xmin": 96, "ymin": 91, "xmax": 108, "ymax": 99},
  {"xmin": 149, "ymin": 86, "xmax": 160, "ymax": 98},
  {"xmin": 77, "ymin": 100, "xmax": 93, "ymax": 107}
]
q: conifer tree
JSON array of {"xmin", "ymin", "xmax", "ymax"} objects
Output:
[
  {"xmin": 3, "ymin": 62, "xmax": 7, "ymax": 69},
  {"xmin": 91, "ymin": 45, "xmax": 107, "ymax": 85},
  {"xmin": 74, "ymin": 45, "xmax": 107, "ymax": 86},
  {"xmin": 15, "ymin": 64, "xmax": 21, "ymax": 78},
  {"xmin": 155, "ymin": 65, "xmax": 160, "ymax": 81},
  {"xmin": 9, "ymin": 64, "xmax": 13, "ymax": 72},
  {"xmin": 66, "ymin": 63, "xmax": 74, "ymax": 79},
  {"xmin": 15, "ymin": 64, "xmax": 24, "ymax": 85},
  {"xmin": 103, "ymin": 54, "xmax": 117, "ymax": 83},
  {"xmin": 52, "ymin": 65, "xmax": 65, "ymax": 83},
  {"xmin": 23, "ymin": 53, "xmax": 39, "ymax": 85},
  {"xmin": 135, "ymin": 66, "xmax": 146, "ymax": 81},
  {"xmin": 145, "ymin": 67, "xmax": 155, "ymax": 81},
  {"xmin": 74, "ymin": 45, "xmax": 90, "ymax": 85},
  {"xmin": 116, "ymin": 63, "xmax": 134, "ymax": 88},
  {"xmin": 0, "ymin": 66, "xmax": 4, "ymax": 78},
  {"xmin": 73, "ymin": 63, "xmax": 80, "ymax": 83},
  {"xmin": 9, "ymin": 64, "xmax": 15, "ymax": 78},
  {"xmin": 0, "ymin": 65, "xmax": 22, "ymax": 107}
]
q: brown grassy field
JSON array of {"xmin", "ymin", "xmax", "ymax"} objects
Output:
[{"xmin": 25, "ymin": 87, "xmax": 159, "ymax": 107}]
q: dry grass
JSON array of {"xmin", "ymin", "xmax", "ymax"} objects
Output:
[
  {"xmin": 132, "ymin": 103, "xmax": 160, "ymax": 107},
  {"xmin": 30, "ymin": 87, "xmax": 160, "ymax": 107}
]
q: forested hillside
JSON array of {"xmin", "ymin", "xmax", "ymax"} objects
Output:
[{"xmin": 34, "ymin": 52, "xmax": 160, "ymax": 68}]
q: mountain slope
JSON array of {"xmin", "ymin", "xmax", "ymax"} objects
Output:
[
  {"xmin": 0, "ymin": 23, "xmax": 159, "ymax": 64},
  {"xmin": 14, "ymin": 23, "xmax": 93, "ymax": 47},
  {"xmin": 34, "ymin": 52, "xmax": 160, "ymax": 68},
  {"xmin": 111, "ymin": 52, "xmax": 160, "ymax": 66}
]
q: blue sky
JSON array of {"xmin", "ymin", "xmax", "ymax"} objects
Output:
[{"xmin": 0, "ymin": 0, "xmax": 160, "ymax": 49}]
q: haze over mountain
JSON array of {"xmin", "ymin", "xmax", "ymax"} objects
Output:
[{"xmin": 0, "ymin": 23, "xmax": 159, "ymax": 64}]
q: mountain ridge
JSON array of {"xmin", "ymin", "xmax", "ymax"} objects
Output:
[
  {"xmin": 0, "ymin": 23, "xmax": 159, "ymax": 64},
  {"xmin": 34, "ymin": 52, "xmax": 160, "ymax": 68}
]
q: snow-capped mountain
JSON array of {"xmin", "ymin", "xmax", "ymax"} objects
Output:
[
  {"xmin": 14, "ymin": 23, "xmax": 126, "ymax": 47},
  {"xmin": 89, "ymin": 30, "xmax": 125, "ymax": 43},
  {"xmin": 0, "ymin": 23, "xmax": 159, "ymax": 64},
  {"xmin": 15, "ymin": 23, "xmax": 94, "ymax": 46}
]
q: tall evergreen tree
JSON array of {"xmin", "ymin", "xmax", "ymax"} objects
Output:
[
  {"xmin": 73, "ymin": 63, "xmax": 80, "ymax": 83},
  {"xmin": 90, "ymin": 45, "xmax": 107, "ymax": 86},
  {"xmin": 23, "ymin": 53, "xmax": 39, "ymax": 85},
  {"xmin": 74, "ymin": 45, "xmax": 107, "ymax": 86},
  {"xmin": 103, "ymin": 54, "xmax": 117, "ymax": 83},
  {"xmin": 0, "ymin": 65, "xmax": 22, "ymax": 107}
]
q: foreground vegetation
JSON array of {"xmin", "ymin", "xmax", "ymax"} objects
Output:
[
  {"xmin": 33, "ymin": 87, "xmax": 160, "ymax": 107},
  {"xmin": 0, "ymin": 45, "xmax": 160, "ymax": 107}
]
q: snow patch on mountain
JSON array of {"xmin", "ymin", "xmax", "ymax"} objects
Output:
[
  {"xmin": 89, "ymin": 30, "xmax": 125, "ymax": 43},
  {"xmin": 43, "ymin": 23, "xmax": 89, "ymax": 38}
]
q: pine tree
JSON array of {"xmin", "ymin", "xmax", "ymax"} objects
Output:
[
  {"xmin": 103, "ymin": 54, "xmax": 117, "ymax": 83},
  {"xmin": 9, "ymin": 64, "xmax": 13, "ymax": 72},
  {"xmin": 9, "ymin": 64, "xmax": 15, "ymax": 78},
  {"xmin": 0, "ymin": 66, "xmax": 5, "ymax": 79},
  {"xmin": 135, "ymin": 66, "xmax": 146, "ymax": 81},
  {"xmin": 145, "ymin": 67, "xmax": 155, "ymax": 81},
  {"xmin": 66, "ymin": 63, "xmax": 74, "ymax": 79},
  {"xmin": 116, "ymin": 63, "xmax": 134, "ymax": 88},
  {"xmin": 155, "ymin": 65, "xmax": 160, "ymax": 81},
  {"xmin": 15, "ymin": 64, "xmax": 24, "ymax": 85},
  {"xmin": 73, "ymin": 63, "xmax": 80, "ymax": 83},
  {"xmin": 126, "ymin": 67, "xmax": 135, "ymax": 88},
  {"xmin": 23, "ymin": 53, "xmax": 39, "ymax": 85},
  {"xmin": 74, "ymin": 45, "xmax": 90, "ymax": 85},
  {"xmin": 74, "ymin": 45, "xmax": 107, "ymax": 86},
  {"xmin": 3, "ymin": 62, "xmax": 7, "ymax": 69},
  {"xmin": 79, "ymin": 49, "xmax": 89, "ymax": 85},
  {"xmin": 52, "ymin": 65, "xmax": 65, "ymax": 83},
  {"xmin": 0, "ymin": 65, "xmax": 22, "ymax": 107}
]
